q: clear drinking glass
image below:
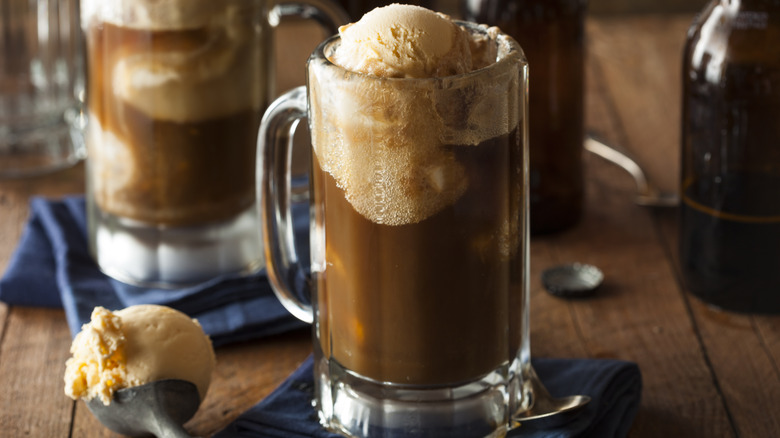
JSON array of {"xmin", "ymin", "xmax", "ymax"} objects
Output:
[
  {"xmin": 82, "ymin": 0, "xmax": 346, "ymax": 287},
  {"xmin": 0, "ymin": 0, "xmax": 85, "ymax": 178},
  {"xmin": 259, "ymin": 22, "xmax": 530, "ymax": 437}
]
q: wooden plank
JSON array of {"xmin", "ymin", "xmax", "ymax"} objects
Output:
[
  {"xmin": 757, "ymin": 316, "xmax": 780, "ymax": 380},
  {"xmin": 0, "ymin": 308, "xmax": 73, "ymax": 437},
  {"xmin": 0, "ymin": 165, "xmax": 85, "ymax": 437},
  {"xmin": 529, "ymin": 239, "xmax": 590, "ymax": 360},
  {"xmin": 0, "ymin": 163, "xmax": 85, "ymax": 271},
  {"xmin": 586, "ymin": 15, "xmax": 694, "ymax": 195},
  {"xmin": 187, "ymin": 330, "xmax": 312, "ymax": 437},
  {"xmin": 656, "ymin": 212, "xmax": 780, "ymax": 437},
  {"xmin": 580, "ymin": 16, "xmax": 735, "ymax": 437},
  {"xmin": 0, "ymin": 182, "xmax": 35, "ymax": 377},
  {"xmin": 0, "ymin": 180, "xmax": 38, "ymax": 273}
]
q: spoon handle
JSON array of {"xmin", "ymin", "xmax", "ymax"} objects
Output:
[
  {"xmin": 152, "ymin": 413, "xmax": 197, "ymax": 438},
  {"xmin": 584, "ymin": 136, "xmax": 679, "ymax": 207}
]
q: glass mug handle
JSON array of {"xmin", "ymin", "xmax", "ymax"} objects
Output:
[
  {"xmin": 274, "ymin": 0, "xmax": 349, "ymax": 35},
  {"xmin": 258, "ymin": 86, "xmax": 313, "ymax": 323}
]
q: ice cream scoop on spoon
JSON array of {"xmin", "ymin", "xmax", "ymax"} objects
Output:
[{"xmin": 64, "ymin": 305, "xmax": 216, "ymax": 437}]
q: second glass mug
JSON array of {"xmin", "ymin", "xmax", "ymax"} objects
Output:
[
  {"xmin": 259, "ymin": 22, "xmax": 531, "ymax": 437},
  {"xmin": 83, "ymin": 0, "xmax": 347, "ymax": 287}
]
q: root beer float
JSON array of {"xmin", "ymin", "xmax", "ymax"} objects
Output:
[
  {"xmin": 82, "ymin": 0, "xmax": 269, "ymax": 285},
  {"xmin": 259, "ymin": 5, "xmax": 531, "ymax": 435}
]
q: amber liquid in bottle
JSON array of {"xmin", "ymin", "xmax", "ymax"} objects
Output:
[
  {"xmin": 462, "ymin": 0, "xmax": 586, "ymax": 234},
  {"xmin": 680, "ymin": 0, "xmax": 780, "ymax": 313}
]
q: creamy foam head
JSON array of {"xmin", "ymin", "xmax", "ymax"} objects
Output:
[
  {"xmin": 311, "ymin": 8, "xmax": 521, "ymax": 226},
  {"xmin": 310, "ymin": 76, "xmax": 469, "ymax": 225},
  {"xmin": 83, "ymin": 0, "xmax": 264, "ymax": 122},
  {"xmin": 109, "ymin": 33, "xmax": 262, "ymax": 122}
]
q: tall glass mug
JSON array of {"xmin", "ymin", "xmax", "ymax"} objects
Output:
[
  {"xmin": 259, "ymin": 23, "xmax": 530, "ymax": 437},
  {"xmin": 82, "ymin": 0, "xmax": 346, "ymax": 286}
]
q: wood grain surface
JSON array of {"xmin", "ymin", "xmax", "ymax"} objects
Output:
[{"xmin": 0, "ymin": 13, "xmax": 778, "ymax": 438}]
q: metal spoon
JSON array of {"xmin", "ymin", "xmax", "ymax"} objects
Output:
[
  {"xmin": 584, "ymin": 136, "xmax": 679, "ymax": 207},
  {"xmin": 86, "ymin": 379, "xmax": 200, "ymax": 438},
  {"xmin": 516, "ymin": 365, "xmax": 592, "ymax": 426}
]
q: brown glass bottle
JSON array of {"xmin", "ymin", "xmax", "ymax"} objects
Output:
[
  {"xmin": 462, "ymin": 0, "xmax": 586, "ymax": 234},
  {"xmin": 680, "ymin": 0, "xmax": 780, "ymax": 313}
]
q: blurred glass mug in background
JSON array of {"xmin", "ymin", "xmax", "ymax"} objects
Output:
[
  {"xmin": 0, "ymin": 0, "xmax": 85, "ymax": 178},
  {"xmin": 82, "ymin": 0, "xmax": 347, "ymax": 287},
  {"xmin": 260, "ymin": 21, "xmax": 530, "ymax": 437},
  {"xmin": 462, "ymin": 0, "xmax": 587, "ymax": 235}
]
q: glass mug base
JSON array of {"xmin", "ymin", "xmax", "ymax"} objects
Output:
[
  {"xmin": 0, "ymin": 112, "xmax": 84, "ymax": 179},
  {"xmin": 90, "ymin": 206, "xmax": 263, "ymax": 288},
  {"xmin": 316, "ymin": 355, "xmax": 529, "ymax": 438}
]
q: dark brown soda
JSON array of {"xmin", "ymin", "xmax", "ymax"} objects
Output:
[
  {"xmin": 680, "ymin": 173, "xmax": 780, "ymax": 313},
  {"xmin": 311, "ymin": 129, "xmax": 525, "ymax": 385}
]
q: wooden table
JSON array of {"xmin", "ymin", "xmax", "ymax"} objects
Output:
[{"xmin": 1, "ymin": 13, "xmax": 779, "ymax": 438}]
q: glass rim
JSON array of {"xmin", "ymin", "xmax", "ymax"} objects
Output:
[{"xmin": 308, "ymin": 20, "xmax": 526, "ymax": 84}]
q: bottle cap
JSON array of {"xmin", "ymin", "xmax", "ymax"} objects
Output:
[{"xmin": 542, "ymin": 263, "xmax": 604, "ymax": 298}]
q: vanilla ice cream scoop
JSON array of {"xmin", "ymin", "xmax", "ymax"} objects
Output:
[
  {"xmin": 64, "ymin": 305, "xmax": 216, "ymax": 406},
  {"xmin": 330, "ymin": 4, "xmax": 474, "ymax": 78}
]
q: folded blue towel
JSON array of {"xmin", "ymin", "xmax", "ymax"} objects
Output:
[
  {"xmin": 216, "ymin": 355, "xmax": 641, "ymax": 438},
  {"xmin": 1, "ymin": 196, "xmax": 642, "ymax": 437},
  {"xmin": 0, "ymin": 196, "xmax": 307, "ymax": 345}
]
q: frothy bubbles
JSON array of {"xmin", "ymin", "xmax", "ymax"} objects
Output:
[{"xmin": 309, "ymin": 17, "xmax": 520, "ymax": 226}]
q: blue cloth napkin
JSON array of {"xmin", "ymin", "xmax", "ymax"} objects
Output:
[
  {"xmin": 1, "ymin": 196, "xmax": 642, "ymax": 438},
  {"xmin": 0, "ymin": 196, "xmax": 308, "ymax": 345},
  {"xmin": 216, "ymin": 355, "xmax": 641, "ymax": 438}
]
